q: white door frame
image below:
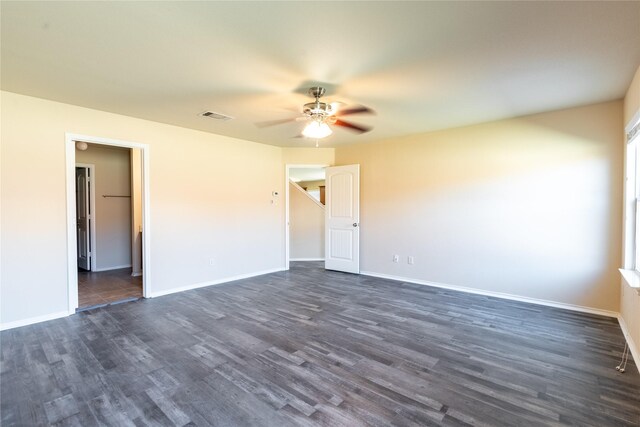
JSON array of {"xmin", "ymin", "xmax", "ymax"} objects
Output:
[
  {"xmin": 284, "ymin": 164, "xmax": 328, "ymax": 270},
  {"xmin": 65, "ymin": 133, "xmax": 151, "ymax": 314},
  {"xmin": 75, "ymin": 163, "xmax": 97, "ymax": 271}
]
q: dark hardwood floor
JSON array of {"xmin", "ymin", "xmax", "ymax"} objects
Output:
[
  {"xmin": 77, "ymin": 268, "xmax": 143, "ymax": 309},
  {"xmin": 2, "ymin": 262, "xmax": 638, "ymax": 426}
]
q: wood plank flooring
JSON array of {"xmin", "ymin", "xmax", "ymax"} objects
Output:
[
  {"xmin": 77, "ymin": 268, "xmax": 142, "ymax": 309},
  {"xmin": 2, "ymin": 261, "xmax": 639, "ymax": 426}
]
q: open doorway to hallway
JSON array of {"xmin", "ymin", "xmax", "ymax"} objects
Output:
[
  {"xmin": 286, "ymin": 165, "xmax": 326, "ymax": 269},
  {"xmin": 74, "ymin": 142, "xmax": 143, "ymax": 309}
]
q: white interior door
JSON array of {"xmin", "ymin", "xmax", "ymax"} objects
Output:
[
  {"xmin": 325, "ymin": 164, "xmax": 360, "ymax": 273},
  {"xmin": 76, "ymin": 167, "xmax": 91, "ymax": 270}
]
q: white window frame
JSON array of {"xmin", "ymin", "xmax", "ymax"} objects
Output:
[
  {"xmin": 620, "ymin": 111, "xmax": 640, "ymax": 294},
  {"xmin": 624, "ymin": 113, "xmax": 640, "ymax": 266},
  {"xmin": 633, "ymin": 139, "xmax": 640, "ymax": 271}
]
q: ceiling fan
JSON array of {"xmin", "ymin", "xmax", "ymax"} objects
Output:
[{"xmin": 257, "ymin": 87, "xmax": 374, "ymax": 139}]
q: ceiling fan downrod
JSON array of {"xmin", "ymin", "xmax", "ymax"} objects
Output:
[{"xmin": 309, "ymin": 86, "xmax": 325, "ymax": 100}]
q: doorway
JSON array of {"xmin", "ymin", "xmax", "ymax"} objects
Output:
[
  {"xmin": 75, "ymin": 163, "xmax": 96, "ymax": 272},
  {"xmin": 66, "ymin": 134, "xmax": 151, "ymax": 313},
  {"xmin": 285, "ymin": 164, "xmax": 327, "ymax": 270},
  {"xmin": 285, "ymin": 163, "xmax": 361, "ymax": 274},
  {"xmin": 75, "ymin": 144, "xmax": 142, "ymax": 308}
]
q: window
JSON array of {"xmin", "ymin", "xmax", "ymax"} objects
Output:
[
  {"xmin": 624, "ymin": 116, "xmax": 640, "ymax": 271},
  {"xmin": 635, "ymin": 139, "xmax": 640, "ymax": 271},
  {"xmin": 621, "ymin": 117, "xmax": 640, "ymax": 294}
]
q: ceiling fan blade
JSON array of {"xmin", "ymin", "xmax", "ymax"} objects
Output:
[
  {"xmin": 335, "ymin": 105, "xmax": 375, "ymax": 116},
  {"xmin": 255, "ymin": 117, "xmax": 299, "ymax": 128},
  {"xmin": 333, "ymin": 119, "xmax": 372, "ymax": 134}
]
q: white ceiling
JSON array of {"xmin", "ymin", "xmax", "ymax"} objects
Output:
[{"xmin": 2, "ymin": 1, "xmax": 639, "ymax": 147}]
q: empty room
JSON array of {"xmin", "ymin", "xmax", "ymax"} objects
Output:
[{"xmin": 1, "ymin": 1, "xmax": 640, "ymax": 426}]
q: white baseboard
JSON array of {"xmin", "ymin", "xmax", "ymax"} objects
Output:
[
  {"xmin": 149, "ymin": 267, "xmax": 285, "ymax": 298},
  {"xmin": 360, "ymin": 271, "xmax": 619, "ymax": 318},
  {"xmin": 290, "ymin": 258, "xmax": 325, "ymax": 262},
  {"xmin": 93, "ymin": 264, "xmax": 132, "ymax": 272},
  {"xmin": 0, "ymin": 267, "xmax": 284, "ymax": 330},
  {"xmin": 617, "ymin": 314, "xmax": 640, "ymax": 367},
  {"xmin": 0, "ymin": 310, "xmax": 69, "ymax": 331}
]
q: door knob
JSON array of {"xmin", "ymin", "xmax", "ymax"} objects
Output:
[{"xmin": 353, "ymin": 223, "xmax": 359, "ymax": 227}]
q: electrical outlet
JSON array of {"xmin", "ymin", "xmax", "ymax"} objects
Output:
[
  {"xmin": 393, "ymin": 255, "xmax": 399, "ymax": 263},
  {"xmin": 408, "ymin": 256, "xmax": 414, "ymax": 265}
]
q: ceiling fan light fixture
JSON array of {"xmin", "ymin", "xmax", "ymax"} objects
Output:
[
  {"xmin": 256, "ymin": 86, "xmax": 373, "ymax": 138},
  {"xmin": 302, "ymin": 121, "xmax": 332, "ymax": 139}
]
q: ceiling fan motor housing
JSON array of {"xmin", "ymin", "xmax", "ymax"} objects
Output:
[
  {"xmin": 255, "ymin": 85, "xmax": 371, "ymax": 134},
  {"xmin": 308, "ymin": 86, "xmax": 326, "ymax": 98},
  {"xmin": 303, "ymin": 101, "xmax": 334, "ymax": 117},
  {"xmin": 303, "ymin": 86, "xmax": 334, "ymax": 118}
]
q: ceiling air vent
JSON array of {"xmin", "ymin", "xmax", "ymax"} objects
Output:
[{"xmin": 200, "ymin": 111, "xmax": 233, "ymax": 121}]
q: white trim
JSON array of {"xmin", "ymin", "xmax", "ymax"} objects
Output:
[
  {"xmin": 360, "ymin": 271, "xmax": 619, "ymax": 318},
  {"xmin": 0, "ymin": 311, "xmax": 69, "ymax": 331},
  {"xmin": 290, "ymin": 258, "xmax": 325, "ymax": 261},
  {"xmin": 93, "ymin": 264, "xmax": 133, "ymax": 272},
  {"xmin": 625, "ymin": 109, "xmax": 640, "ymax": 140},
  {"xmin": 285, "ymin": 164, "xmax": 328, "ymax": 270},
  {"xmin": 619, "ymin": 269, "xmax": 640, "ymax": 296},
  {"xmin": 66, "ymin": 133, "xmax": 151, "ymax": 315},
  {"xmin": 141, "ymin": 142, "xmax": 151, "ymax": 298},
  {"xmin": 149, "ymin": 268, "xmax": 285, "ymax": 298},
  {"xmin": 617, "ymin": 314, "xmax": 640, "ymax": 367},
  {"xmin": 75, "ymin": 163, "xmax": 97, "ymax": 271},
  {"xmin": 622, "ymin": 132, "xmax": 637, "ymax": 269},
  {"xmin": 290, "ymin": 180, "xmax": 325, "ymax": 209},
  {"xmin": 66, "ymin": 139, "xmax": 78, "ymax": 314}
]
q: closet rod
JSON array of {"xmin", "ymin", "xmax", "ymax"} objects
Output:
[{"xmin": 102, "ymin": 195, "xmax": 131, "ymax": 198}]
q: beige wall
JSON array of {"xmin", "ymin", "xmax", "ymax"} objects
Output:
[
  {"xmin": 289, "ymin": 182, "xmax": 325, "ymax": 260},
  {"xmin": 624, "ymin": 65, "xmax": 640, "ymax": 125},
  {"xmin": 336, "ymin": 101, "xmax": 623, "ymax": 312},
  {"xmin": 281, "ymin": 147, "xmax": 334, "ymax": 166},
  {"xmin": 622, "ymin": 65, "xmax": 640, "ymax": 360},
  {"xmin": 1, "ymin": 91, "xmax": 284, "ymax": 326}
]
